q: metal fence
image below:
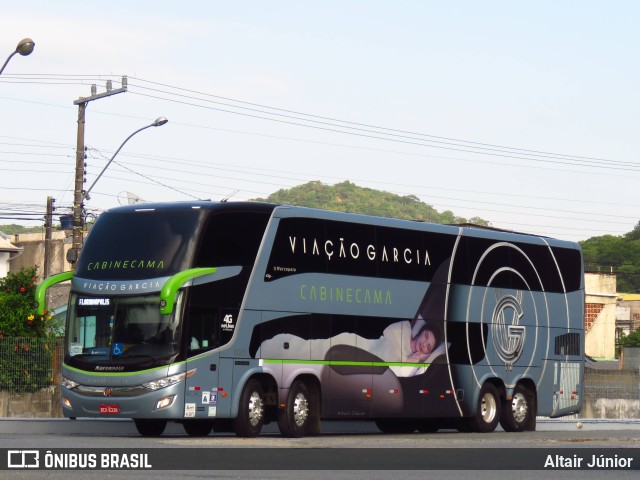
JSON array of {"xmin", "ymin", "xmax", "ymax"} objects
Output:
[
  {"xmin": 0, "ymin": 337, "xmax": 64, "ymax": 393},
  {"xmin": 0, "ymin": 337, "xmax": 64, "ymax": 417},
  {"xmin": 584, "ymin": 368, "xmax": 640, "ymax": 399}
]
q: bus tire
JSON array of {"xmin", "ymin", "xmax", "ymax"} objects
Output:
[
  {"xmin": 375, "ymin": 418, "xmax": 416, "ymax": 434},
  {"xmin": 278, "ymin": 380, "xmax": 313, "ymax": 438},
  {"xmin": 500, "ymin": 384, "xmax": 535, "ymax": 432},
  {"xmin": 468, "ymin": 383, "xmax": 501, "ymax": 433},
  {"xmin": 182, "ymin": 420, "xmax": 213, "ymax": 437},
  {"xmin": 234, "ymin": 378, "xmax": 265, "ymax": 437},
  {"xmin": 134, "ymin": 419, "xmax": 167, "ymax": 437}
]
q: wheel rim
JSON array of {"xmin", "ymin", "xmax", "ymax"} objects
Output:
[
  {"xmin": 481, "ymin": 392, "xmax": 497, "ymax": 423},
  {"xmin": 511, "ymin": 392, "xmax": 528, "ymax": 423},
  {"xmin": 248, "ymin": 391, "xmax": 264, "ymax": 427},
  {"xmin": 292, "ymin": 392, "xmax": 309, "ymax": 427}
]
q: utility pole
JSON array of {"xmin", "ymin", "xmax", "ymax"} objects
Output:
[
  {"xmin": 68, "ymin": 77, "xmax": 128, "ymax": 267},
  {"xmin": 43, "ymin": 196, "xmax": 54, "ymax": 279}
]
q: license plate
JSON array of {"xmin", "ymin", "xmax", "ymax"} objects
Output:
[{"xmin": 99, "ymin": 404, "xmax": 120, "ymax": 414}]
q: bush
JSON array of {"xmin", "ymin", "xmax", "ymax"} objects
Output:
[
  {"xmin": 0, "ymin": 266, "xmax": 52, "ymax": 337},
  {"xmin": 0, "ymin": 266, "xmax": 55, "ymax": 392},
  {"xmin": 619, "ymin": 328, "xmax": 640, "ymax": 347},
  {"xmin": 0, "ymin": 337, "xmax": 54, "ymax": 393}
]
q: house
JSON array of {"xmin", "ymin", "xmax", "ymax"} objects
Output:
[
  {"xmin": 0, "ymin": 233, "xmax": 22, "ymax": 278},
  {"xmin": 617, "ymin": 293, "xmax": 640, "ymax": 335},
  {"xmin": 584, "ymin": 272, "xmax": 618, "ymax": 359},
  {"xmin": 8, "ymin": 231, "xmax": 73, "ymax": 311}
]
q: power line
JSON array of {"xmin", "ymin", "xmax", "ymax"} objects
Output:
[
  {"xmin": 2, "ymin": 73, "xmax": 636, "ymax": 240},
  {"xmin": 3, "ymin": 74, "xmax": 638, "ymax": 174},
  {"xmin": 126, "ymin": 77, "xmax": 638, "ymax": 168}
]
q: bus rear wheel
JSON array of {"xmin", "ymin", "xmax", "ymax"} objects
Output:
[
  {"xmin": 467, "ymin": 383, "xmax": 501, "ymax": 433},
  {"xmin": 234, "ymin": 378, "xmax": 265, "ymax": 437},
  {"xmin": 278, "ymin": 380, "xmax": 317, "ymax": 437},
  {"xmin": 500, "ymin": 384, "xmax": 535, "ymax": 432},
  {"xmin": 134, "ymin": 419, "xmax": 167, "ymax": 437}
]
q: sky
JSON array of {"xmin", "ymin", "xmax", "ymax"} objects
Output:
[{"xmin": 1, "ymin": 1, "xmax": 639, "ymax": 242}]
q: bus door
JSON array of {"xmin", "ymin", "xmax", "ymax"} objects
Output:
[
  {"xmin": 183, "ymin": 304, "xmax": 238, "ymax": 420},
  {"xmin": 184, "ymin": 351, "xmax": 221, "ymax": 419}
]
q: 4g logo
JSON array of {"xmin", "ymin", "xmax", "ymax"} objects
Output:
[{"xmin": 221, "ymin": 314, "xmax": 235, "ymax": 332}]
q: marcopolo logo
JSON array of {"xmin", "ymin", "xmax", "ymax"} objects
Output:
[{"xmin": 8, "ymin": 450, "xmax": 39, "ymax": 468}]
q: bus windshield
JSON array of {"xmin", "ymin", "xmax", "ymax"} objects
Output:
[
  {"xmin": 66, "ymin": 293, "xmax": 182, "ymax": 368},
  {"xmin": 74, "ymin": 208, "xmax": 202, "ymax": 281}
]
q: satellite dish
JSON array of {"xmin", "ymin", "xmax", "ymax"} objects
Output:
[{"xmin": 117, "ymin": 191, "xmax": 145, "ymax": 205}]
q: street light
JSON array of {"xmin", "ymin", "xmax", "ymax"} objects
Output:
[
  {"xmin": 66, "ymin": 117, "xmax": 168, "ymax": 265},
  {"xmin": 0, "ymin": 38, "xmax": 35, "ymax": 75},
  {"xmin": 83, "ymin": 117, "xmax": 168, "ymax": 201}
]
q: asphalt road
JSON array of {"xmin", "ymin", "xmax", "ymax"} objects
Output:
[{"xmin": 0, "ymin": 419, "xmax": 638, "ymax": 479}]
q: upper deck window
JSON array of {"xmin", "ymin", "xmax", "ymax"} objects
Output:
[{"xmin": 76, "ymin": 209, "xmax": 202, "ymax": 280}]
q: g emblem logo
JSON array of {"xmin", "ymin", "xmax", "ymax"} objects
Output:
[{"xmin": 491, "ymin": 291, "xmax": 525, "ymax": 366}]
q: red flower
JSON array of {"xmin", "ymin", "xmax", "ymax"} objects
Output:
[{"xmin": 20, "ymin": 287, "xmax": 26, "ymax": 293}]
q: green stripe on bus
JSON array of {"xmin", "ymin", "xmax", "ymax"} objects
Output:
[
  {"xmin": 262, "ymin": 358, "xmax": 430, "ymax": 368},
  {"xmin": 63, "ymin": 361, "xmax": 186, "ymax": 377}
]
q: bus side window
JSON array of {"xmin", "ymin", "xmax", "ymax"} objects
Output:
[{"xmin": 187, "ymin": 305, "xmax": 218, "ymax": 352}]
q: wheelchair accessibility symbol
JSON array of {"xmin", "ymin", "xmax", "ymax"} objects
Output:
[{"xmin": 112, "ymin": 343, "xmax": 123, "ymax": 356}]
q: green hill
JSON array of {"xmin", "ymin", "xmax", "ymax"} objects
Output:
[
  {"xmin": 0, "ymin": 224, "xmax": 43, "ymax": 235},
  {"xmin": 580, "ymin": 221, "xmax": 640, "ymax": 293},
  {"xmin": 252, "ymin": 180, "xmax": 489, "ymax": 225}
]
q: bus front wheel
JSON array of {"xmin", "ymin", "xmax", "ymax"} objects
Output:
[
  {"xmin": 500, "ymin": 384, "xmax": 535, "ymax": 432},
  {"xmin": 278, "ymin": 380, "xmax": 316, "ymax": 437},
  {"xmin": 134, "ymin": 419, "xmax": 167, "ymax": 437},
  {"xmin": 234, "ymin": 378, "xmax": 265, "ymax": 437},
  {"xmin": 468, "ymin": 383, "xmax": 501, "ymax": 433}
]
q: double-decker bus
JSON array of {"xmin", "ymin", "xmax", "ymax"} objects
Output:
[{"xmin": 36, "ymin": 201, "xmax": 584, "ymax": 437}]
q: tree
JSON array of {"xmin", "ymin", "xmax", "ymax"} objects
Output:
[
  {"xmin": 624, "ymin": 221, "xmax": 640, "ymax": 242},
  {"xmin": 0, "ymin": 224, "xmax": 43, "ymax": 235},
  {"xmin": 0, "ymin": 266, "xmax": 52, "ymax": 337},
  {"xmin": 253, "ymin": 180, "xmax": 490, "ymax": 226},
  {"xmin": 0, "ymin": 266, "xmax": 54, "ymax": 393},
  {"xmin": 619, "ymin": 328, "xmax": 640, "ymax": 347},
  {"xmin": 580, "ymin": 232, "xmax": 640, "ymax": 293}
]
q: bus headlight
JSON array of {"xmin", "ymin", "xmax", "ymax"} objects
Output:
[
  {"xmin": 61, "ymin": 377, "xmax": 79, "ymax": 390},
  {"xmin": 155, "ymin": 395, "xmax": 176, "ymax": 410},
  {"xmin": 142, "ymin": 372, "xmax": 186, "ymax": 391}
]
